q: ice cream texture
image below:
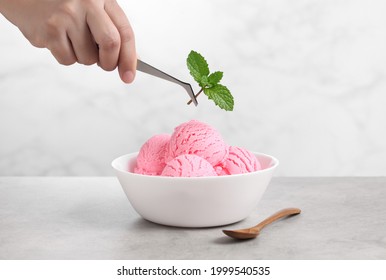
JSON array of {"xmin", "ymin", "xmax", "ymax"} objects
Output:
[
  {"xmin": 217, "ymin": 146, "xmax": 262, "ymax": 175},
  {"xmin": 133, "ymin": 120, "xmax": 262, "ymax": 177},
  {"xmin": 166, "ymin": 120, "xmax": 228, "ymax": 166},
  {"xmin": 161, "ymin": 154, "xmax": 217, "ymax": 177},
  {"xmin": 134, "ymin": 134, "xmax": 171, "ymax": 176}
]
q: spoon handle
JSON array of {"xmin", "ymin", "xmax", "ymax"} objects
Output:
[{"xmin": 253, "ymin": 208, "xmax": 301, "ymax": 232}]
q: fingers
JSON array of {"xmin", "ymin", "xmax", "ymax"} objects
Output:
[
  {"xmin": 105, "ymin": 0, "xmax": 137, "ymax": 83},
  {"xmin": 43, "ymin": 12, "xmax": 77, "ymax": 66},
  {"xmin": 67, "ymin": 24, "xmax": 99, "ymax": 66},
  {"xmin": 40, "ymin": 0, "xmax": 136, "ymax": 83},
  {"xmin": 43, "ymin": 3, "xmax": 94, "ymax": 67},
  {"xmin": 86, "ymin": 5, "xmax": 121, "ymax": 71},
  {"xmin": 48, "ymin": 33, "xmax": 77, "ymax": 66}
]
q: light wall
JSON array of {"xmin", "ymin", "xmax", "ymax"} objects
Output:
[{"xmin": 1, "ymin": 0, "xmax": 386, "ymax": 176}]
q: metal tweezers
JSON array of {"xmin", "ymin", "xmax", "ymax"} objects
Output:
[{"xmin": 136, "ymin": 59, "xmax": 198, "ymax": 106}]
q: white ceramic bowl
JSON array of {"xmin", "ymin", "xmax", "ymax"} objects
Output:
[{"xmin": 112, "ymin": 152, "xmax": 278, "ymax": 228}]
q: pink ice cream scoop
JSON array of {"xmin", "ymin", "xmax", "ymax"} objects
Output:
[
  {"xmin": 134, "ymin": 134, "xmax": 171, "ymax": 175},
  {"xmin": 161, "ymin": 154, "xmax": 218, "ymax": 177},
  {"xmin": 217, "ymin": 146, "xmax": 261, "ymax": 175},
  {"xmin": 166, "ymin": 120, "xmax": 228, "ymax": 167}
]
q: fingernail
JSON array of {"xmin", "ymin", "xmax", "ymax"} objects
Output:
[{"xmin": 123, "ymin": 71, "xmax": 134, "ymax": 84}]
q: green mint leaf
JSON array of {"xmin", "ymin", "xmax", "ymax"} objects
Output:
[
  {"xmin": 200, "ymin": 75, "xmax": 210, "ymax": 88},
  {"xmin": 187, "ymin": 50, "xmax": 210, "ymax": 84},
  {"xmin": 207, "ymin": 71, "xmax": 223, "ymax": 87},
  {"xmin": 186, "ymin": 50, "xmax": 235, "ymax": 110},
  {"xmin": 203, "ymin": 84, "xmax": 234, "ymax": 111}
]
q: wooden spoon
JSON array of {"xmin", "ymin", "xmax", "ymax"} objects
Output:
[{"xmin": 223, "ymin": 208, "xmax": 301, "ymax": 240}]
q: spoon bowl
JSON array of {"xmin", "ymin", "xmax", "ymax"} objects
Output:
[{"xmin": 223, "ymin": 208, "xmax": 301, "ymax": 240}]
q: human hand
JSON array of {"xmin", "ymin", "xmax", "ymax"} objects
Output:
[{"xmin": 0, "ymin": 0, "xmax": 136, "ymax": 83}]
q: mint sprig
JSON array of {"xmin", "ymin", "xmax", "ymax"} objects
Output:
[{"xmin": 186, "ymin": 50, "xmax": 234, "ymax": 111}]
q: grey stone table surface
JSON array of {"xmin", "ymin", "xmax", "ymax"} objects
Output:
[{"xmin": 0, "ymin": 177, "xmax": 385, "ymax": 260}]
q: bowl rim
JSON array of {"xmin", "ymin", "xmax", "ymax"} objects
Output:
[{"xmin": 111, "ymin": 151, "xmax": 279, "ymax": 180}]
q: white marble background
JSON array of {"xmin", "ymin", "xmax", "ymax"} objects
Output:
[{"xmin": 1, "ymin": 0, "xmax": 386, "ymax": 176}]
